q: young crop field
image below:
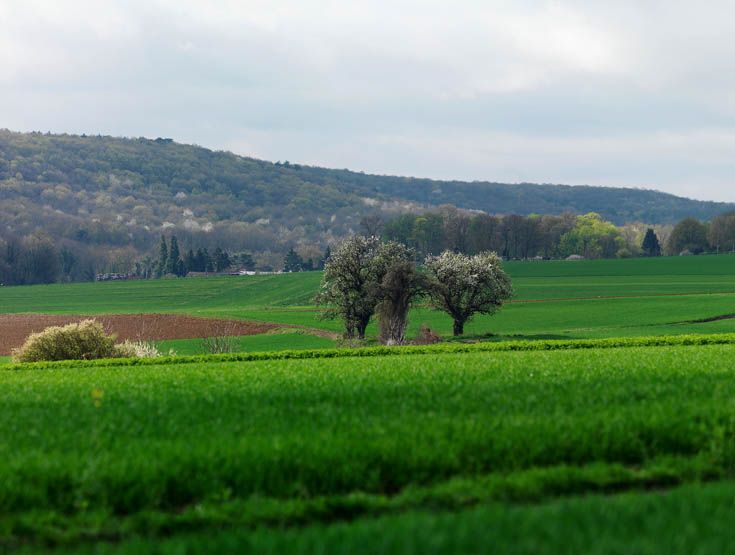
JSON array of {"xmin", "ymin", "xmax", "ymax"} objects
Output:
[
  {"xmin": 3, "ymin": 256, "xmax": 735, "ymax": 552},
  {"xmin": 3, "ymin": 339, "xmax": 735, "ymax": 553}
]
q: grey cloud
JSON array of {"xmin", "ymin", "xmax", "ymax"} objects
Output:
[{"xmin": 1, "ymin": 0, "xmax": 735, "ymax": 201}]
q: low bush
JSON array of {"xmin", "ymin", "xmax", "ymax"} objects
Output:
[
  {"xmin": 11, "ymin": 319, "xmax": 129, "ymax": 362},
  {"xmin": 116, "ymin": 340, "xmax": 170, "ymax": 358},
  {"xmin": 201, "ymin": 335, "xmax": 237, "ymax": 354}
]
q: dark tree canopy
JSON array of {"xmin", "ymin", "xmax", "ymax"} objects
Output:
[
  {"xmin": 283, "ymin": 248, "xmax": 304, "ymax": 272},
  {"xmin": 667, "ymin": 218, "xmax": 709, "ymax": 255}
]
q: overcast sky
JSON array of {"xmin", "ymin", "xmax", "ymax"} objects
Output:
[{"xmin": 2, "ymin": 1, "xmax": 735, "ymax": 202}]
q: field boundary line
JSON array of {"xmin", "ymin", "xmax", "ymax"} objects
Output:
[{"xmin": 508, "ymin": 291, "xmax": 735, "ymax": 304}]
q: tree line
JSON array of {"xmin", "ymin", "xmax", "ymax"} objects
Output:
[
  {"xmin": 0, "ymin": 233, "xmax": 254, "ymax": 285},
  {"xmin": 382, "ymin": 209, "xmax": 735, "ymax": 260},
  {"xmin": 4, "ymin": 211, "xmax": 735, "ymax": 286},
  {"xmin": 152, "ymin": 235, "xmax": 236, "ymax": 277}
]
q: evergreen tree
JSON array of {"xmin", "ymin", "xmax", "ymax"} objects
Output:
[
  {"xmin": 157, "ymin": 235, "xmax": 168, "ymax": 277},
  {"xmin": 283, "ymin": 248, "xmax": 303, "ymax": 272},
  {"xmin": 641, "ymin": 228, "xmax": 662, "ymax": 257},
  {"xmin": 184, "ymin": 249, "xmax": 196, "ymax": 272},
  {"xmin": 234, "ymin": 252, "xmax": 255, "ymax": 270},
  {"xmin": 203, "ymin": 248, "xmax": 214, "ymax": 272},
  {"xmin": 213, "ymin": 247, "xmax": 231, "ymax": 272},
  {"xmin": 194, "ymin": 248, "xmax": 206, "ymax": 272},
  {"xmin": 166, "ymin": 236, "xmax": 182, "ymax": 275}
]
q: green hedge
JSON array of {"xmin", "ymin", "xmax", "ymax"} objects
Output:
[{"xmin": 6, "ymin": 333, "xmax": 735, "ymax": 371}]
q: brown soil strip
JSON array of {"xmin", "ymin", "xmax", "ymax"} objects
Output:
[
  {"xmin": 674, "ymin": 313, "xmax": 735, "ymax": 325},
  {"xmin": 0, "ymin": 313, "xmax": 279, "ymax": 355}
]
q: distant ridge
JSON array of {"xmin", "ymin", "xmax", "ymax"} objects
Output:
[{"xmin": 290, "ymin": 164, "xmax": 733, "ymax": 225}]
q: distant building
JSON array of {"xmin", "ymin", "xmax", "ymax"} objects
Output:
[{"xmin": 95, "ymin": 273, "xmax": 132, "ymax": 281}]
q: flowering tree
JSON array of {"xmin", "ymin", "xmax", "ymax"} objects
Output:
[
  {"xmin": 425, "ymin": 251, "xmax": 513, "ymax": 336},
  {"xmin": 316, "ymin": 236, "xmax": 425, "ymax": 341},
  {"xmin": 315, "ymin": 236, "xmax": 384, "ymax": 339}
]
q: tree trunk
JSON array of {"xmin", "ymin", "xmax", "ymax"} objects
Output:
[
  {"xmin": 379, "ymin": 312, "xmax": 407, "ymax": 345},
  {"xmin": 453, "ymin": 319, "xmax": 464, "ymax": 336}
]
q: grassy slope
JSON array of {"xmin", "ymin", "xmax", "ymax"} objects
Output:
[
  {"xmin": 2, "ymin": 255, "xmax": 735, "ymax": 340},
  {"xmin": 4, "ymin": 342, "xmax": 735, "ymax": 550}
]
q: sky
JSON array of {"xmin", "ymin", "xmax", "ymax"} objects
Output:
[{"xmin": 2, "ymin": 0, "xmax": 735, "ymax": 202}]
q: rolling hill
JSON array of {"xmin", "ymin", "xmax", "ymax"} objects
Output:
[{"xmin": 1, "ymin": 130, "xmax": 732, "ymax": 248}]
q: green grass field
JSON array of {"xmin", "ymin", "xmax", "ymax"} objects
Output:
[
  {"xmin": 4, "ymin": 256, "xmax": 735, "ymax": 552},
  {"xmin": 2, "ymin": 255, "xmax": 735, "ymax": 343},
  {"xmin": 156, "ymin": 330, "xmax": 335, "ymax": 355}
]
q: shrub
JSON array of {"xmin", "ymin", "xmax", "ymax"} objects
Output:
[
  {"xmin": 200, "ymin": 320, "xmax": 238, "ymax": 354},
  {"xmin": 201, "ymin": 335, "xmax": 236, "ymax": 354},
  {"xmin": 116, "ymin": 340, "xmax": 171, "ymax": 358},
  {"xmin": 12, "ymin": 319, "xmax": 126, "ymax": 362}
]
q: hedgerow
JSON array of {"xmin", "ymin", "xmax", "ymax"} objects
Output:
[{"xmin": 7, "ymin": 332, "xmax": 735, "ymax": 370}]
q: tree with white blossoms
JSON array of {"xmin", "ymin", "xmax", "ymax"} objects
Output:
[
  {"xmin": 316, "ymin": 236, "xmax": 425, "ymax": 342},
  {"xmin": 315, "ymin": 235, "xmax": 384, "ymax": 340},
  {"xmin": 424, "ymin": 251, "xmax": 513, "ymax": 336}
]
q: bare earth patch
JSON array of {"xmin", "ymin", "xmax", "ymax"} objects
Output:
[{"xmin": 0, "ymin": 314, "xmax": 279, "ymax": 355}]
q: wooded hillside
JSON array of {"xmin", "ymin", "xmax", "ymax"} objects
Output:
[{"xmin": 1, "ymin": 129, "xmax": 732, "ymax": 282}]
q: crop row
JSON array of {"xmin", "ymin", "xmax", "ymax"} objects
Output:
[
  {"xmin": 6, "ymin": 455, "xmax": 721, "ymax": 550},
  {"xmin": 45, "ymin": 479, "xmax": 735, "ymax": 555}
]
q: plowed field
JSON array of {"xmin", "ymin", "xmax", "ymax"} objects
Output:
[{"xmin": 0, "ymin": 313, "xmax": 277, "ymax": 354}]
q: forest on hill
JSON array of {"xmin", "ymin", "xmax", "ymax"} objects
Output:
[{"xmin": 1, "ymin": 130, "xmax": 734, "ymax": 283}]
